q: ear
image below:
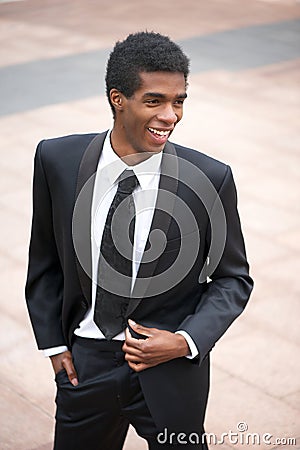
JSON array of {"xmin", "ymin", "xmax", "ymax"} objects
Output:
[{"xmin": 110, "ymin": 88, "xmax": 125, "ymax": 112}]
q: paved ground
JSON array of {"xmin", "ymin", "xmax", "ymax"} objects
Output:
[{"xmin": 0, "ymin": 0, "xmax": 299, "ymax": 449}]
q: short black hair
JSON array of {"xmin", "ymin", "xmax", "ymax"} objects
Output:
[{"xmin": 105, "ymin": 31, "xmax": 190, "ymax": 115}]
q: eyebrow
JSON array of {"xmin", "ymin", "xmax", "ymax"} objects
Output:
[{"xmin": 143, "ymin": 92, "xmax": 188, "ymax": 99}]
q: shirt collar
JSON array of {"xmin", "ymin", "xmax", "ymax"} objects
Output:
[{"xmin": 101, "ymin": 130, "xmax": 162, "ymax": 189}]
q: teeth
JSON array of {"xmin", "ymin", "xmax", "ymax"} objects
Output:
[{"xmin": 148, "ymin": 127, "xmax": 170, "ymax": 136}]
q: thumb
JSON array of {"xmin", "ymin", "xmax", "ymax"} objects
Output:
[
  {"xmin": 63, "ymin": 357, "xmax": 79, "ymax": 387},
  {"xmin": 128, "ymin": 319, "xmax": 153, "ymax": 337}
]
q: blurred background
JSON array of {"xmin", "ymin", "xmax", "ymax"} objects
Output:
[{"xmin": 0, "ymin": 1, "xmax": 299, "ymax": 449}]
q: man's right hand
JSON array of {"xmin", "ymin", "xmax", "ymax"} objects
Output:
[{"xmin": 50, "ymin": 350, "xmax": 78, "ymax": 386}]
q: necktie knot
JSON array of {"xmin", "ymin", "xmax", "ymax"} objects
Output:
[{"xmin": 117, "ymin": 170, "xmax": 139, "ymax": 195}]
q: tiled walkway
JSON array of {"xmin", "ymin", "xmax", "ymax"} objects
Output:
[{"xmin": 0, "ymin": 1, "xmax": 299, "ymax": 449}]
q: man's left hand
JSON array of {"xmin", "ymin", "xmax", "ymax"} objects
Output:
[{"xmin": 122, "ymin": 319, "xmax": 190, "ymax": 372}]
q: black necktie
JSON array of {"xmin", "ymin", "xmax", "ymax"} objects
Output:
[{"xmin": 94, "ymin": 170, "xmax": 139, "ymax": 339}]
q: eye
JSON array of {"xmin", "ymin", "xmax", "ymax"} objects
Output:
[
  {"xmin": 146, "ymin": 99, "xmax": 159, "ymax": 105},
  {"xmin": 174, "ymin": 99, "xmax": 184, "ymax": 105}
]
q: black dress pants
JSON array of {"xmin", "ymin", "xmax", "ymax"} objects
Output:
[{"xmin": 54, "ymin": 336, "xmax": 207, "ymax": 450}]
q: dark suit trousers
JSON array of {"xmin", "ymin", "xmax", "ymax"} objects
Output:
[{"xmin": 54, "ymin": 337, "xmax": 208, "ymax": 450}]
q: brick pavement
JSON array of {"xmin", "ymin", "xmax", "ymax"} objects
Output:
[{"xmin": 0, "ymin": 1, "xmax": 299, "ymax": 449}]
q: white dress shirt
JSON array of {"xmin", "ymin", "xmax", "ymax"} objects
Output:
[{"xmin": 44, "ymin": 131, "xmax": 198, "ymax": 359}]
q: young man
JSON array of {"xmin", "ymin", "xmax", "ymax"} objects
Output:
[{"xmin": 25, "ymin": 32, "xmax": 253, "ymax": 449}]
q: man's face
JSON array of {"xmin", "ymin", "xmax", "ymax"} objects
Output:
[{"xmin": 112, "ymin": 71, "xmax": 187, "ymax": 156}]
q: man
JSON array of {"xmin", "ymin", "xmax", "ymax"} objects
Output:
[{"xmin": 25, "ymin": 32, "xmax": 253, "ymax": 450}]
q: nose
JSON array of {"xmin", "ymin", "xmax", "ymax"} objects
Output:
[{"xmin": 156, "ymin": 103, "xmax": 178, "ymax": 125}]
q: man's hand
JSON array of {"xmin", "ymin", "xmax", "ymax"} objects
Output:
[
  {"xmin": 122, "ymin": 320, "xmax": 190, "ymax": 372},
  {"xmin": 50, "ymin": 350, "xmax": 78, "ymax": 386}
]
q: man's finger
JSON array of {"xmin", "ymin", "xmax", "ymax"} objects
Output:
[
  {"xmin": 124, "ymin": 353, "xmax": 142, "ymax": 363},
  {"xmin": 124, "ymin": 327, "xmax": 146, "ymax": 349},
  {"xmin": 63, "ymin": 358, "xmax": 79, "ymax": 386},
  {"xmin": 128, "ymin": 319, "xmax": 154, "ymax": 337},
  {"xmin": 124, "ymin": 327, "xmax": 139, "ymax": 347},
  {"xmin": 128, "ymin": 361, "xmax": 148, "ymax": 372},
  {"xmin": 122, "ymin": 332, "xmax": 144, "ymax": 356}
]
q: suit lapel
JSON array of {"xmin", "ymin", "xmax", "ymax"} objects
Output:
[
  {"xmin": 73, "ymin": 131, "xmax": 107, "ymax": 303},
  {"xmin": 127, "ymin": 140, "xmax": 179, "ymax": 315}
]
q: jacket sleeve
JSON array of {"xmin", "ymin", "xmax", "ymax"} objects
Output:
[
  {"xmin": 179, "ymin": 165, "xmax": 253, "ymax": 363},
  {"xmin": 25, "ymin": 141, "xmax": 66, "ymax": 350}
]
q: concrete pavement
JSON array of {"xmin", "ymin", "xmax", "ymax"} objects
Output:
[{"xmin": 0, "ymin": 0, "xmax": 299, "ymax": 448}]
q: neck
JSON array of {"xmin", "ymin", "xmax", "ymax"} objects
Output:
[{"xmin": 110, "ymin": 126, "xmax": 161, "ymax": 166}]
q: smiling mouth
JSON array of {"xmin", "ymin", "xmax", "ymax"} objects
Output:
[{"xmin": 148, "ymin": 127, "xmax": 171, "ymax": 137}]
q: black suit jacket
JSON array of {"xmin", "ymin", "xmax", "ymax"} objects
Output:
[{"xmin": 25, "ymin": 131, "xmax": 253, "ymax": 433}]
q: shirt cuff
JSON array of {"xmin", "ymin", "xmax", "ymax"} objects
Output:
[
  {"xmin": 43, "ymin": 346, "xmax": 68, "ymax": 357},
  {"xmin": 175, "ymin": 330, "xmax": 199, "ymax": 359}
]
